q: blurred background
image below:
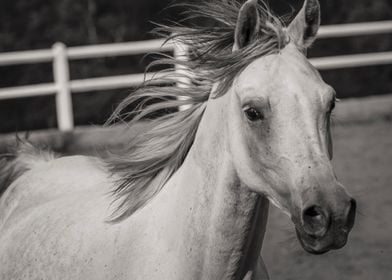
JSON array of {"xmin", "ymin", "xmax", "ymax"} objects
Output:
[
  {"xmin": 0, "ymin": 0, "xmax": 391, "ymax": 279},
  {"xmin": 0, "ymin": 0, "xmax": 391, "ymax": 132}
]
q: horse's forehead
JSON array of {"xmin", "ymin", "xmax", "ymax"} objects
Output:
[
  {"xmin": 237, "ymin": 44, "xmax": 323, "ymax": 96},
  {"xmin": 279, "ymin": 44, "xmax": 322, "ymax": 81}
]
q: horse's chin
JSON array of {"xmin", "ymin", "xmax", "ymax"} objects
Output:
[{"xmin": 295, "ymin": 227, "xmax": 348, "ymax": 255}]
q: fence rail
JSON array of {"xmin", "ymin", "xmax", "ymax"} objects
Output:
[
  {"xmin": 310, "ymin": 51, "xmax": 392, "ymax": 70},
  {"xmin": 0, "ymin": 20, "xmax": 391, "ymax": 131},
  {"xmin": 317, "ymin": 20, "xmax": 392, "ymax": 38}
]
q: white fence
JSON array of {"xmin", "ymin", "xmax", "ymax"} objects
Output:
[{"xmin": 0, "ymin": 20, "xmax": 392, "ymax": 132}]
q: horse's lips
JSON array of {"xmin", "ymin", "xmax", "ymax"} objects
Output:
[{"xmin": 294, "ymin": 227, "xmax": 349, "ymax": 255}]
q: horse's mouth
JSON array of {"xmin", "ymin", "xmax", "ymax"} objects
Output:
[{"xmin": 295, "ymin": 227, "xmax": 349, "ymax": 255}]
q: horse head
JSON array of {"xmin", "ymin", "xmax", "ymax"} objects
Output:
[{"xmin": 227, "ymin": 0, "xmax": 356, "ymax": 254}]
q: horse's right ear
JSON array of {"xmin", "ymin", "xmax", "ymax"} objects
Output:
[
  {"xmin": 233, "ymin": 0, "xmax": 261, "ymax": 51},
  {"xmin": 287, "ymin": 0, "xmax": 320, "ymax": 50}
]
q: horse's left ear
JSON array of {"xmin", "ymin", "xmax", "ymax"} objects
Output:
[
  {"xmin": 287, "ymin": 0, "xmax": 320, "ymax": 50},
  {"xmin": 233, "ymin": 0, "xmax": 261, "ymax": 51}
]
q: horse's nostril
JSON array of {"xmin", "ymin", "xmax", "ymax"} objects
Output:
[
  {"xmin": 302, "ymin": 205, "xmax": 329, "ymax": 237},
  {"xmin": 303, "ymin": 205, "xmax": 321, "ymax": 218},
  {"xmin": 346, "ymin": 198, "xmax": 356, "ymax": 230}
]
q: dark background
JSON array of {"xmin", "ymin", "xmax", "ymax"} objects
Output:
[{"xmin": 0, "ymin": 0, "xmax": 391, "ymax": 133}]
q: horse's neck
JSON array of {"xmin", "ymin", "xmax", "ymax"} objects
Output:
[{"xmin": 166, "ymin": 94, "xmax": 269, "ymax": 279}]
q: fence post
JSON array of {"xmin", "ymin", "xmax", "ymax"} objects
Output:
[
  {"xmin": 173, "ymin": 40, "xmax": 191, "ymax": 111},
  {"xmin": 53, "ymin": 42, "xmax": 74, "ymax": 132}
]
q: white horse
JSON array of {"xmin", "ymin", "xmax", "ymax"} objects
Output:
[{"xmin": 0, "ymin": 0, "xmax": 356, "ymax": 279}]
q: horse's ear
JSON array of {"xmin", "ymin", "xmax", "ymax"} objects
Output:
[
  {"xmin": 233, "ymin": 0, "xmax": 261, "ymax": 51},
  {"xmin": 287, "ymin": 0, "xmax": 320, "ymax": 50}
]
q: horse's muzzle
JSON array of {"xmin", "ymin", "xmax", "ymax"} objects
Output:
[{"xmin": 294, "ymin": 198, "xmax": 356, "ymax": 254}]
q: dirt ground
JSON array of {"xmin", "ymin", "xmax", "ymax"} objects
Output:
[{"xmin": 263, "ymin": 120, "xmax": 392, "ymax": 280}]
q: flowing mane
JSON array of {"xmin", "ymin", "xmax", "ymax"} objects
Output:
[{"xmin": 106, "ymin": 0, "xmax": 289, "ymax": 222}]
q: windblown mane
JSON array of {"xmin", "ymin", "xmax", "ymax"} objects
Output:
[{"xmin": 106, "ymin": 0, "xmax": 288, "ymax": 222}]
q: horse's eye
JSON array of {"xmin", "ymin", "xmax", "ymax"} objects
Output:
[
  {"xmin": 329, "ymin": 99, "xmax": 336, "ymax": 112},
  {"xmin": 244, "ymin": 107, "xmax": 263, "ymax": 122}
]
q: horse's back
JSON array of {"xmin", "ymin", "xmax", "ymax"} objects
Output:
[
  {"xmin": 0, "ymin": 155, "xmax": 110, "ymax": 225},
  {"xmin": 0, "ymin": 155, "xmax": 122, "ymax": 279}
]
